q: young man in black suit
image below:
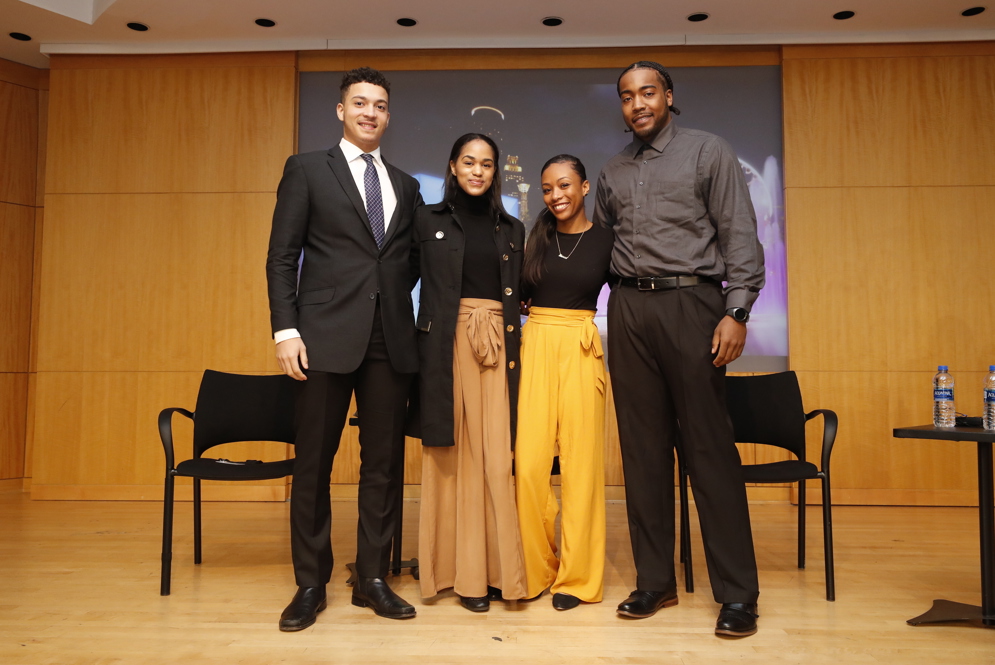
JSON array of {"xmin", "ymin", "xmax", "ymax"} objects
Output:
[{"xmin": 266, "ymin": 67, "xmax": 423, "ymax": 630}]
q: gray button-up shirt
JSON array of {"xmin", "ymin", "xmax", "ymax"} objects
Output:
[{"xmin": 594, "ymin": 121, "xmax": 765, "ymax": 310}]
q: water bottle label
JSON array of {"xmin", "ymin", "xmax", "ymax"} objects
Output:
[
  {"xmin": 986, "ymin": 389, "xmax": 995, "ymax": 404},
  {"xmin": 934, "ymin": 388, "xmax": 953, "ymax": 401}
]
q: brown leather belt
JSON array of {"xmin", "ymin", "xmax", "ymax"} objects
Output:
[{"xmin": 615, "ymin": 275, "xmax": 716, "ymax": 291}]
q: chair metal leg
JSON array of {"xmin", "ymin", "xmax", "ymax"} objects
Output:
[
  {"xmin": 679, "ymin": 463, "xmax": 694, "ymax": 593},
  {"xmin": 798, "ymin": 478, "xmax": 806, "ymax": 569},
  {"xmin": 822, "ymin": 477, "xmax": 836, "ymax": 601},
  {"xmin": 193, "ymin": 477, "xmax": 202, "ymax": 565},
  {"xmin": 160, "ymin": 472, "xmax": 175, "ymax": 596}
]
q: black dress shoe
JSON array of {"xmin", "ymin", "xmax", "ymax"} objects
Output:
[
  {"xmin": 616, "ymin": 589, "xmax": 678, "ymax": 618},
  {"xmin": 715, "ymin": 603, "xmax": 759, "ymax": 637},
  {"xmin": 459, "ymin": 595, "xmax": 490, "ymax": 612},
  {"xmin": 352, "ymin": 577, "xmax": 416, "ymax": 619},
  {"xmin": 487, "ymin": 586, "xmax": 503, "ymax": 600},
  {"xmin": 552, "ymin": 593, "xmax": 581, "ymax": 611},
  {"xmin": 279, "ymin": 586, "xmax": 327, "ymax": 631}
]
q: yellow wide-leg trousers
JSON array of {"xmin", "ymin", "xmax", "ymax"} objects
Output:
[{"xmin": 515, "ymin": 306, "xmax": 606, "ymax": 602}]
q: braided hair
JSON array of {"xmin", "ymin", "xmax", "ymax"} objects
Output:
[{"xmin": 616, "ymin": 61, "xmax": 681, "ymax": 115}]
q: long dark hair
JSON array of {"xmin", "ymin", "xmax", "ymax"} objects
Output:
[
  {"xmin": 443, "ymin": 133, "xmax": 505, "ymax": 213},
  {"xmin": 522, "ymin": 154, "xmax": 588, "ymax": 290}
]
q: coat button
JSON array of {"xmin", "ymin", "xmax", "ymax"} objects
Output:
[
  {"xmin": 510, "ymin": 242, "xmax": 516, "ymax": 249},
  {"xmin": 435, "ymin": 231, "xmax": 444, "ymax": 239},
  {"xmin": 504, "ymin": 287, "xmax": 512, "ymax": 296},
  {"xmin": 508, "ymin": 361, "xmax": 516, "ymax": 369},
  {"xmin": 502, "ymin": 254, "xmax": 509, "ymax": 261},
  {"xmin": 369, "ymin": 293, "xmax": 376, "ymax": 300},
  {"xmin": 494, "ymin": 225, "xmax": 500, "ymax": 232},
  {"xmin": 506, "ymin": 324, "xmax": 514, "ymax": 332}
]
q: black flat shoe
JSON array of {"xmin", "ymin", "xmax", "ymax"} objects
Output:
[
  {"xmin": 616, "ymin": 589, "xmax": 678, "ymax": 618},
  {"xmin": 351, "ymin": 577, "xmax": 416, "ymax": 619},
  {"xmin": 552, "ymin": 593, "xmax": 581, "ymax": 611},
  {"xmin": 486, "ymin": 586, "xmax": 503, "ymax": 600},
  {"xmin": 459, "ymin": 595, "xmax": 490, "ymax": 612},
  {"xmin": 279, "ymin": 586, "xmax": 327, "ymax": 631},
  {"xmin": 715, "ymin": 602, "xmax": 759, "ymax": 637}
]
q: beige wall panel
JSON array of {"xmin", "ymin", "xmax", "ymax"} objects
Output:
[
  {"xmin": 31, "ymin": 371, "xmax": 289, "ymax": 491},
  {"xmin": 0, "ymin": 80, "xmax": 38, "ymax": 206},
  {"xmin": 0, "ymin": 57, "xmax": 42, "ymax": 88},
  {"xmin": 0, "ymin": 373, "xmax": 28, "ymax": 479},
  {"xmin": 795, "ymin": 370, "xmax": 978, "ymax": 495},
  {"xmin": 783, "ymin": 41, "xmax": 995, "ymax": 60},
  {"xmin": 783, "ymin": 58, "xmax": 913, "ymax": 188},
  {"xmin": 0, "ymin": 202, "xmax": 35, "ymax": 372},
  {"xmin": 46, "ymin": 66, "xmax": 294, "ymax": 194},
  {"xmin": 35, "ymin": 88, "xmax": 47, "ymax": 207},
  {"xmin": 37, "ymin": 193, "xmax": 276, "ymax": 373},
  {"xmin": 910, "ymin": 56, "xmax": 995, "ymax": 186},
  {"xmin": 788, "ymin": 184, "xmax": 994, "ymax": 373},
  {"xmin": 786, "ymin": 187, "xmax": 908, "ymax": 371},
  {"xmin": 298, "ymin": 46, "xmax": 780, "ymax": 72}
]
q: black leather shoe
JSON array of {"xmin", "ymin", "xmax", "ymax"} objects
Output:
[
  {"xmin": 616, "ymin": 589, "xmax": 679, "ymax": 618},
  {"xmin": 486, "ymin": 586, "xmax": 503, "ymax": 600},
  {"xmin": 459, "ymin": 595, "xmax": 490, "ymax": 612},
  {"xmin": 352, "ymin": 577, "xmax": 416, "ymax": 619},
  {"xmin": 715, "ymin": 603, "xmax": 759, "ymax": 637},
  {"xmin": 552, "ymin": 593, "xmax": 581, "ymax": 610},
  {"xmin": 279, "ymin": 586, "xmax": 327, "ymax": 631}
]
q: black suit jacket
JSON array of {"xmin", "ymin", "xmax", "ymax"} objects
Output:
[{"xmin": 266, "ymin": 146, "xmax": 423, "ymax": 374}]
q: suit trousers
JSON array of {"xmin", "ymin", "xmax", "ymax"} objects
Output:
[
  {"xmin": 515, "ymin": 307, "xmax": 606, "ymax": 602},
  {"xmin": 290, "ymin": 303, "xmax": 413, "ymax": 587},
  {"xmin": 607, "ymin": 282, "xmax": 759, "ymax": 604}
]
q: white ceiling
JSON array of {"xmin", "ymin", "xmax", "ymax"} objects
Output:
[{"xmin": 2, "ymin": 0, "xmax": 994, "ymax": 69}]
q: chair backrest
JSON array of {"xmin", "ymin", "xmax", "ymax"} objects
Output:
[
  {"xmin": 725, "ymin": 371, "xmax": 807, "ymax": 460},
  {"xmin": 192, "ymin": 370, "xmax": 297, "ymax": 456}
]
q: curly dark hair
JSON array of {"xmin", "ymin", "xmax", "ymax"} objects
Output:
[{"xmin": 340, "ymin": 67, "xmax": 391, "ymax": 103}]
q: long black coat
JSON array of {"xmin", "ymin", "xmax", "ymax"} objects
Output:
[
  {"xmin": 412, "ymin": 201, "xmax": 526, "ymax": 448},
  {"xmin": 266, "ymin": 146, "xmax": 423, "ymax": 374}
]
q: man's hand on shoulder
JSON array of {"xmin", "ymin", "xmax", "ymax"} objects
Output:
[
  {"xmin": 276, "ymin": 338, "xmax": 309, "ymax": 381},
  {"xmin": 711, "ymin": 316, "xmax": 747, "ymax": 367}
]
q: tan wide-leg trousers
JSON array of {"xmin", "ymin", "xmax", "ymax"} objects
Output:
[
  {"xmin": 419, "ymin": 298, "xmax": 527, "ymax": 600},
  {"xmin": 515, "ymin": 306, "xmax": 606, "ymax": 602}
]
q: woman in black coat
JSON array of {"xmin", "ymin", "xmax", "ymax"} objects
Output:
[{"xmin": 413, "ymin": 133, "xmax": 527, "ymax": 611}]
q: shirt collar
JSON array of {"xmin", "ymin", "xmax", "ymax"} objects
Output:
[
  {"xmin": 339, "ymin": 137, "xmax": 383, "ymax": 166},
  {"xmin": 627, "ymin": 120, "xmax": 678, "ymax": 158}
]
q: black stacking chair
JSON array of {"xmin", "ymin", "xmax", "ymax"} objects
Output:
[
  {"xmin": 678, "ymin": 371, "xmax": 838, "ymax": 600},
  {"xmin": 158, "ymin": 370, "xmax": 297, "ymax": 595}
]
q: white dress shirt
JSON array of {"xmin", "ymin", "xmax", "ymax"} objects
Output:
[{"xmin": 274, "ymin": 138, "xmax": 397, "ymax": 345}]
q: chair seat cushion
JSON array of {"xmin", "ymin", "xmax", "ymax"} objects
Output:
[
  {"xmin": 175, "ymin": 457, "xmax": 294, "ymax": 481},
  {"xmin": 743, "ymin": 460, "xmax": 820, "ymax": 483}
]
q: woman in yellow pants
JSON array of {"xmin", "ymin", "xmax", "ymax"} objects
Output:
[{"xmin": 517, "ymin": 155, "xmax": 613, "ymax": 610}]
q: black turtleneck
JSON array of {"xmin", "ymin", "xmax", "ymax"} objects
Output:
[{"xmin": 452, "ymin": 188, "xmax": 502, "ymax": 300}]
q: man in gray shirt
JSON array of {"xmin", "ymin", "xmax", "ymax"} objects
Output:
[{"xmin": 594, "ymin": 61, "xmax": 765, "ymax": 637}]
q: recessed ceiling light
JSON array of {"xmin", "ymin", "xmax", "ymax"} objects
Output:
[
  {"xmin": 255, "ymin": 18, "xmax": 276, "ymax": 27},
  {"xmin": 833, "ymin": 10, "xmax": 855, "ymax": 20},
  {"xmin": 9, "ymin": 32, "xmax": 32, "ymax": 41},
  {"xmin": 126, "ymin": 22, "xmax": 149, "ymax": 31},
  {"xmin": 396, "ymin": 18, "xmax": 417, "ymax": 27},
  {"xmin": 542, "ymin": 17, "xmax": 563, "ymax": 27},
  {"xmin": 687, "ymin": 13, "xmax": 709, "ymax": 22},
  {"xmin": 962, "ymin": 6, "xmax": 986, "ymax": 16}
]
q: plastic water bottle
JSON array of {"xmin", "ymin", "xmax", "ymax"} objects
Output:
[
  {"xmin": 933, "ymin": 365, "xmax": 956, "ymax": 428},
  {"xmin": 984, "ymin": 365, "xmax": 995, "ymax": 431}
]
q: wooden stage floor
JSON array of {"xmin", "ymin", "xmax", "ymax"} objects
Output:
[{"xmin": 1, "ymin": 490, "xmax": 993, "ymax": 664}]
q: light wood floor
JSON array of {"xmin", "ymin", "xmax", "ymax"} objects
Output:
[{"xmin": 1, "ymin": 490, "xmax": 993, "ymax": 664}]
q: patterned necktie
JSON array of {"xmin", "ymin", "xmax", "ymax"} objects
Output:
[{"xmin": 360, "ymin": 153, "xmax": 385, "ymax": 248}]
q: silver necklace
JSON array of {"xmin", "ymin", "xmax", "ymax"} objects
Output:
[{"xmin": 556, "ymin": 229, "xmax": 586, "ymax": 260}]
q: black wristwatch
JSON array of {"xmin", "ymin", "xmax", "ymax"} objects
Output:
[{"xmin": 725, "ymin": 307, "xmax": 750, "ymax": 323}]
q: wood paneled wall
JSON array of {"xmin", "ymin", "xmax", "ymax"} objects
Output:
[
  {"xmin": 32, "ymin": 53, "xmax": 297, "ymax": 500},
  {"xmin": 30, "ymin": 41, "xmax": 995, "ymax": 504},
  {"xmin": 783, "ymin": 42, "xmax": 995, "ymax": 505},
  {"xmin": 0, "ymin": 57, "xmax": 45, "ymax": 487}
]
